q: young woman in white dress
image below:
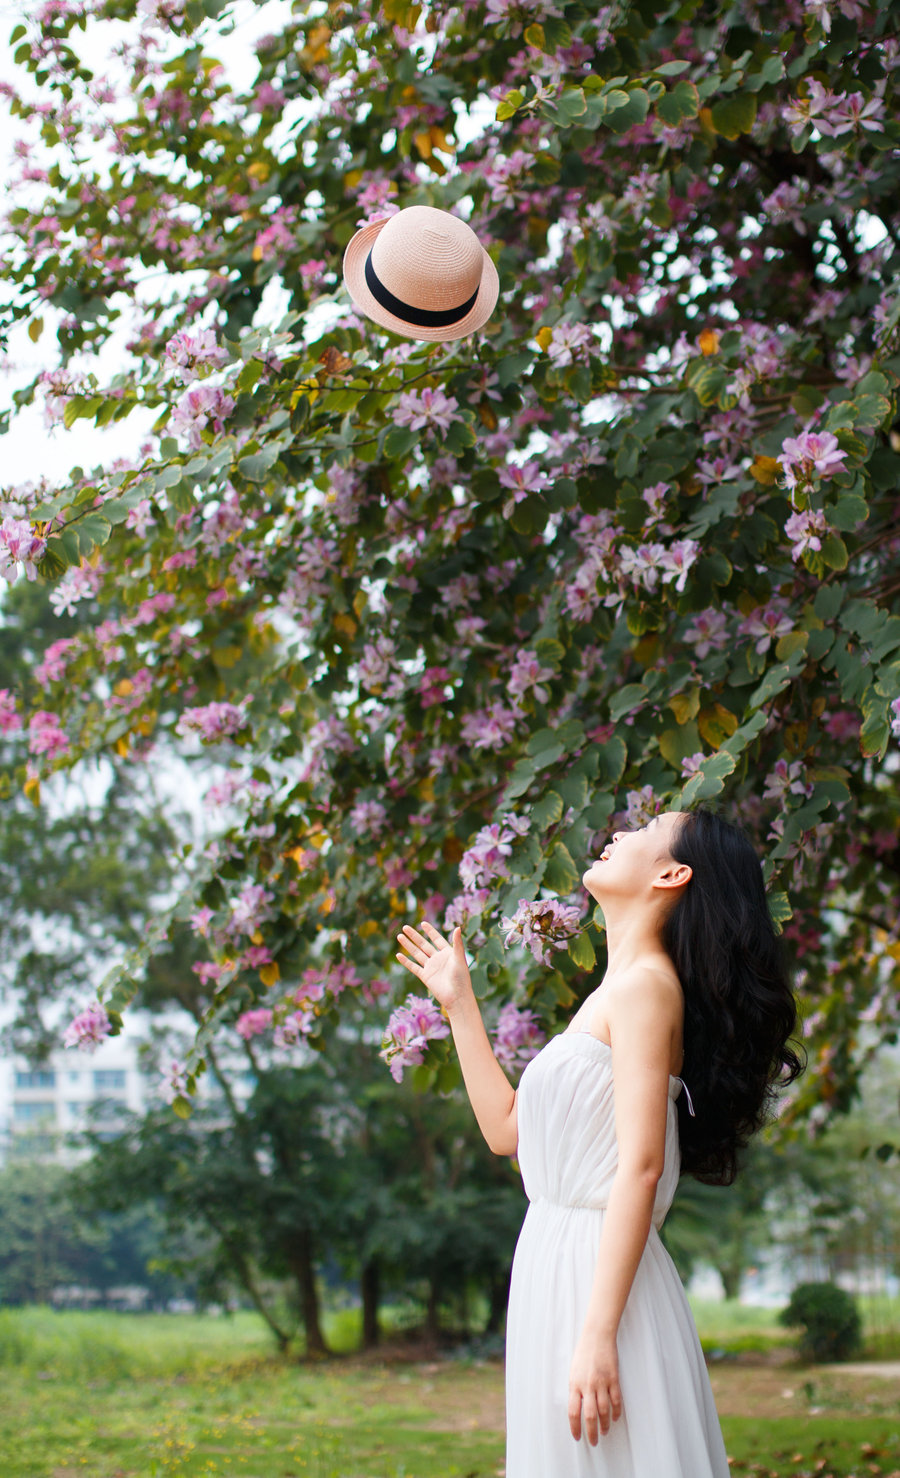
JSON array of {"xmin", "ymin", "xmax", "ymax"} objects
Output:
[{"xmin": 396, "ymin": 806, "xmax": 801, "ymax": 1477}]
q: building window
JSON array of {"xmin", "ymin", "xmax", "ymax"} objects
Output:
[
  {"xmin": 68, "ymin": 1070, "xmax": 80, "ymax": 1083},
  {"xmin": 14, "ymin": 1101, "xmax": 56, "ymax": 1122},
  {"xmin": 15, "ymin": 1069, "xmax": 56, "ymax": 1090},
  {"xmin": 92, "ymin": 1070, "xmax": 127, "ymax": 1093}
]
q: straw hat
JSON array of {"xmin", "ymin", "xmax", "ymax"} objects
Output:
[{"xmin": 342, "ymin": 205, "xmax": 499, "ymax": 342}]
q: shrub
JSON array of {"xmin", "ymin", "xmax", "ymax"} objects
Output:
[{"xmin": 779, "ymin": 1282, "xmax": 862, "ymax": 1363}]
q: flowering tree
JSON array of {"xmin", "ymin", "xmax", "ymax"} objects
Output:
[{"xmin": 3, "ymin": 0, "xmax": 900, "ymax": 1126}]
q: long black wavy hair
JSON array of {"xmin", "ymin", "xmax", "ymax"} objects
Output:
[{"xmin": 661, "ymin": 807, "xmax": 804, "ymax": 1184}]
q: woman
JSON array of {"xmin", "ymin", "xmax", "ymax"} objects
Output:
[{"xmin": 396, "ymin": 806, "xmax": 802, "ymax": 1477}]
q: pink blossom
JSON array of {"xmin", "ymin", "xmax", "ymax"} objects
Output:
[
  {"xmin": 763, "ymin": 759, "xmax": 812, "ymax": 803},
  {"xmin": 778, "ymin": 430, "xmax": 847, "ymax": 491},
  {"xmin": 546, "ymin": 321, "xmax": 596, "ymax": 368},
  {"xmin": 0, "ymin": 690, "xmax": 23, "ymax": 734},
  {"xmin": 176, "ymin": 700, "xmax": 251, "ymax": 742},
  {"xmin": 621, "ymin": 786, "xmax": 661, "ymax": 829},
  {"xmin": 459, "ymin": 821, "xmax": 519, "ymax": 890},
  {"xmin": 683, "ymin": 608, "xmax": 728, "ymax": 658},
  {"xmin": 508, "ymin": 649, "xmax": 555, "ymax": 707},
  {"xmin": 159, "ymin": 1059, "xmax": 189, "ymax": 1104},
  {"xmin": 891, "ymin": 697, "xmax": 900, "ymax": 741},
  {"xmin": 823, "ymin": 710, "xmax": 859, "ymax": 741},
  {"xmin": 169, "ymin": 385, "xmax": 235, "ymax": 449},
  {"xmin": 784, "ymin": 507, "xmax": 830, "ymax": 561},
  {"xmin": 63, "ymin": 1002, "xmax": 112, "ymax": 1052},
  {"xmin": 393, "ymin": 387, "xmax": 461, "ymax": 436},
  {"xmin": 444, "ymin": 889, "xmax": 492, "ymax": 931},
  {"xmin": 739, "ymin": 605, "xmax": 794, "ymax": 655},
  {"xmin": 501, "ymin": 898, "xmax": 583, "ymax": 967},
  {"xmin": 419, "ymin": 666, "xmax": 455, "ymax": 708},
  {"xmin": 35, "ymin": 638, "xmax": 78, "ymax": 686},
  {"xmin": 680, "ymin": 752, "xmax": 706, "ymax": 778},
  {"xmin": 1, "ymin": 515, "xmax": 46, "ymax": 584},
  {"xmin": 229, "ymin": 883, "xmax": 274, "ymax": 936},
  {"xmin": 493, "ymin": 1002, "xmax": 545, "ymax": 1073},
  {"xmin": 236, "ymin": 1007, "xmax": 273, "ymax": 1040},
  {"xmin": 164, "ymin": 327, "xmax": 228, "ymax": 383},
  {"xmin": 380, "ymin": 993, "xmax": 450, "ymax": 1082},
  {"xmin": 460, "ymin": 702, "xmax": 519, "ymax": 751},
  {"xmin": 49, "ymin": 563, "xmax": 102, "ymax": 616},
  {"xmin": 274, "ymin": 1009, "xmax": 315, "ymax": 1047},
  {"xmin": 358, "ymin": 636, "xmax": 396, "ymax": 693},
  {"xmin": 658, "ymin": 538, "xmax": 701, "ymax": 593},
  {"xmin": 827, "ymin": 91, "xmax": 885, "ymax": 134},
  {"xmin": 641, "ymin": 483, "xmax": 669, "ymax": 523},
  {"xmin": 189, "ymin": 906, "xmax": 215, "ymax": 937},
  {"xmin": 28, "ymin": 709, "xmax": 69, "ymax": 758}
]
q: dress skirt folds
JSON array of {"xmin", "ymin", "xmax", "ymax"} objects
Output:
[{"xmin": 505, "ymin": 1032, "xmax": 730, "ymax": 1478}]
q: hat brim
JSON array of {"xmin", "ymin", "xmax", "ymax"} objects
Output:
[{"xmin": 342, "ymin": 218, "xmax": 500, "ymax": 343}]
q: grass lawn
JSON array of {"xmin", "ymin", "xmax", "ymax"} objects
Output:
[{"xmin": 2, "ymin": 1308, "xmax": 899, "ymax": 1478}]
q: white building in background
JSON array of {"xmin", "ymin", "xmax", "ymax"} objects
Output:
[{"xmin": 0, "ymin": 1034, "xmax": 148, "ymax": 1166}]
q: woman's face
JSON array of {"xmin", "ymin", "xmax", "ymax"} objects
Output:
[{"xmin": 582, "ymin": 811, "xmax": 686, "ymax": 904}]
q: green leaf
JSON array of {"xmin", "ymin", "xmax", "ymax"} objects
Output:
[
  {"xmin": 74, "ymin": 514, "xmax": 112, "ymax": 553},
  {"xmin": 534, "ymin": 637, "xmax": 566, "ymax": 669},
  {"xmin": 383, "ymin": 424, "xmax": 419, "ymax": 459},
  {"xmin": 155, "ymin": 464, "xmax": 185, "ymax": 490},
  {"xmin": 557, "ymin": 88, "xmax": 587, "ymax": 123},
  {"xmin": 504, "ymin": 757, "xmax": 536, "ymax": 801},
  {"xmin": 171, "ymin": 1095, "xmax": 193, "ymax": 1120},
  {"xmin": 749, "ymin": 662, "xmax": 797, "ymax": 708},
  {"xmin": 608, "ymin": 683, "xmax": 647, "ymax": 722},
  {"xmin": 766, "ymin": 891, "xmax": 793, "ymax": 933},
  {"xmin": 678, "ymin": 749, "xmax": 737, "ymax": 806},
  {"xmin": 829, "ymin": 493, "xmax": 869, "ymax": 531},
  {"xmin": 544, "ymin": 841, "xmax": 580, "ymax": 895},
  {"xmin": 709, "ymin": 92, "xmax": 758, "ymax": 137},
  {"xmin": 496, "ymin": 90, "xmax": 524, "ymax": 121},
  {"xmin": 238, "ymin": 445, "xmax": 281, "ymax": 482},
  {"xmin": 523, "ymin": 22, "xmax": 545, "ymax": 49},
  {"xmin": 605, "ymin": 87, "xmax": 650, "ymax": 133},
  {"xmin": 657, "ymin": 80, "xmax": 700, "ymax": 125},
  {"xmin": 532, "ymin": 790, "xmax": 564, "ymax": 830},
  {"xmin": 568, "ymin": 930, "xmax": 596, "ymax": 971},
  {"xmin": 237, "ymin": 357, "xmax": 265, "ymax": 393},
  {"xmin": 653, "ymin": 59, "xmax": 691, "ymax": 76},
  {"xmin": 820, "ymin": 532, "xmax": 848, "ymax": 571}
]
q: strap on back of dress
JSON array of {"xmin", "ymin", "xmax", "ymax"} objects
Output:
[{"xmin": 678, "ymin": 1079, "xmax": 696, "ymax": 1117}]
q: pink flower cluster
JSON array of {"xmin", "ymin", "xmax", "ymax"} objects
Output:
[
  {"xmin": 49, "ymin": 562, "xmax": 103, "ymax": 617},
  {"xmin": 228, "ymin": 883, "xmax": 274, "ymax": 936},
  {"xmin": 63, "ymin": 1002, "xmax": 112, "ymax": 1052},
  {"xmin": 1, "ymin": 515, "xmax": 46, "ymax": 584},
  {"xmin": 236, "ymin": 1007, "xmax": 273, "ymax": 1040},
  {"xmin": 784, "ymin": 508, "xmax": 831, "ymax": 561},
  {"xmin": 778, "ymin": 430, "xmax": 847, "ymax": 493},
  {"xmin": 460, "ymin": 701, "xmax": 519, "ymax": 751},
  {"xmin": 393, "ymin": 387, "xmax": 460, "ymax": 435},
  {"xmin": 159, "ymin": 1059, "xmax": 189, "ymax": 1103},
  {"xmin": 891, "ymin": 698, "xmax": 900, "ymax": 741},
  {"xmin": 176, "ymin": 700, "xmax": 251, "ymax": 742},
  {"xmin": 169, "ymin": 384, "xmax": 235, "ymax": 449},
  {"xmin": 501, "ymin": 898, "xmax": 583, "ymax": 967},
  {"xmin": 783, "ymin": 79, "xmax": 884, "ymax": 138},
  {"xmin": 164, "ymin": 327, "xmax": 228, "ymax": 383},
  {"xmin": 508, "ymin": 649, "xmax": 555, "ymax": 707},
  {"xmin": 0, "ymin": 690, "xmax": 23, "ymax": 734},
  {"xmin": 459, "ymin": 813, "xmax": 529, "ymax": 891},
  {"xmin": 29, "ymin": 709, "xmax": 69, "ymax": 758},
  {"xmin": 492, "ymin": 1002, "xmax": 545, "ymax": 1073},
  {"xmin": 380, "ymin": 994, "xmax": 450, "ymax": 1082}
]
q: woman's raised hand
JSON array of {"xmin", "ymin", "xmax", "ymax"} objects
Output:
[{"xmin": 396, "ymin": 921, "xmax": 472, "ymax": 1013}]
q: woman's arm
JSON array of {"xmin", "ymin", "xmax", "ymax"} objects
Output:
[
  {"xmin": 567, "ymin": 969, "xmax": 680, "ymax": 1445},
  {"xmin": 396, "ymin": 921, "xmax": 518, "ymax": 1155}
]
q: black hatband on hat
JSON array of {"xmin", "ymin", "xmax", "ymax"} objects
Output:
[{"xmin": 364, "ymin": 250, "xmax": 479, "ymax": 329}]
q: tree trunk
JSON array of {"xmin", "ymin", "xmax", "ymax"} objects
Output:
[
  {"xmin": 485, "ymin": 1265, "xmax": 511, "ymax": 1335},
  {"xmin": 209, "ymin": 1218, "xmax": 293, "ymax": 1352},
  {"xmin": 716, "ymin": 1261, "xmax": 743, "ymax": 1301},
  {"xmin": 291, "ymin": 1228, "xmax": 329, "ymax": 1357},
  {"xmin": 425, "ymin": 1277, "xmax": 441, "ymax": 1343},
  {"xmin": 361, "ymin": 1258, "xmax": 380, "ymax": 1349}
]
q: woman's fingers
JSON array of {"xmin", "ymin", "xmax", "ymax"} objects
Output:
[
  {"xmin": 421, "ymin": 920, "xmax": 450, "ymax": 949},
  {"xmin": 399, "ymin": 923, "xmax": 437, "ymax": 956},
  {"xmin": 395, "ymin": 952, "xmax": 423, "ymax": 980},
  {"xmin": 568, "ymin": 1384, "xmax": 619, "ymax": 1445}
]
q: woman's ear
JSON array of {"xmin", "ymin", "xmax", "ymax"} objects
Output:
[{"xmin": 652, "ymin": 861, "xmax": 692, "ymax": 892}]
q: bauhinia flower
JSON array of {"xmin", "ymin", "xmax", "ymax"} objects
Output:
[
  {"xmin": 492, "ymin": 1002, "xmax": 545, "ymax": 1072},
  {"xmin": 784, "ymin": 507, "xmax": 831, "ymax": 562},
  {"xmin": 501, "ymin": 898, "xmax": 583, "ymax": 967},
  {"xmin": 63, "ymin": 1002, "xmax": 112, "ymax": 1052},
  {"xmin": 778, "ymin": 430, "xmax": 847, "ymax": 492},
  {"xmin": 380, "ymin": 994, "xmax": 450, "ymax": 1082},
  {"xmin": 393, "ymin": 387, "xmax": 461, "ymax": 435}
]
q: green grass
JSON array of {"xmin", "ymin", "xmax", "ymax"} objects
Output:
[{"xmin": 1, "ymin": 1307, "xmax": 899, "ymax": 1478}]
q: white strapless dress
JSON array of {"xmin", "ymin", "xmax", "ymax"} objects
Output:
[{"xmin": 505, "ymin": 1031, "xmax": 729, "ymax": 1477}]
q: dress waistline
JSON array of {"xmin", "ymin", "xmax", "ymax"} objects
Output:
[{"xmin": 526, "ymin": 1194, "xmax": 666, "ymax": 1229}]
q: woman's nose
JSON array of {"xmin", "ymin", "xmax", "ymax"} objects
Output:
[{"xmin": 612, "ymin": 831, "xmax": 624, "ymax": 843}]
